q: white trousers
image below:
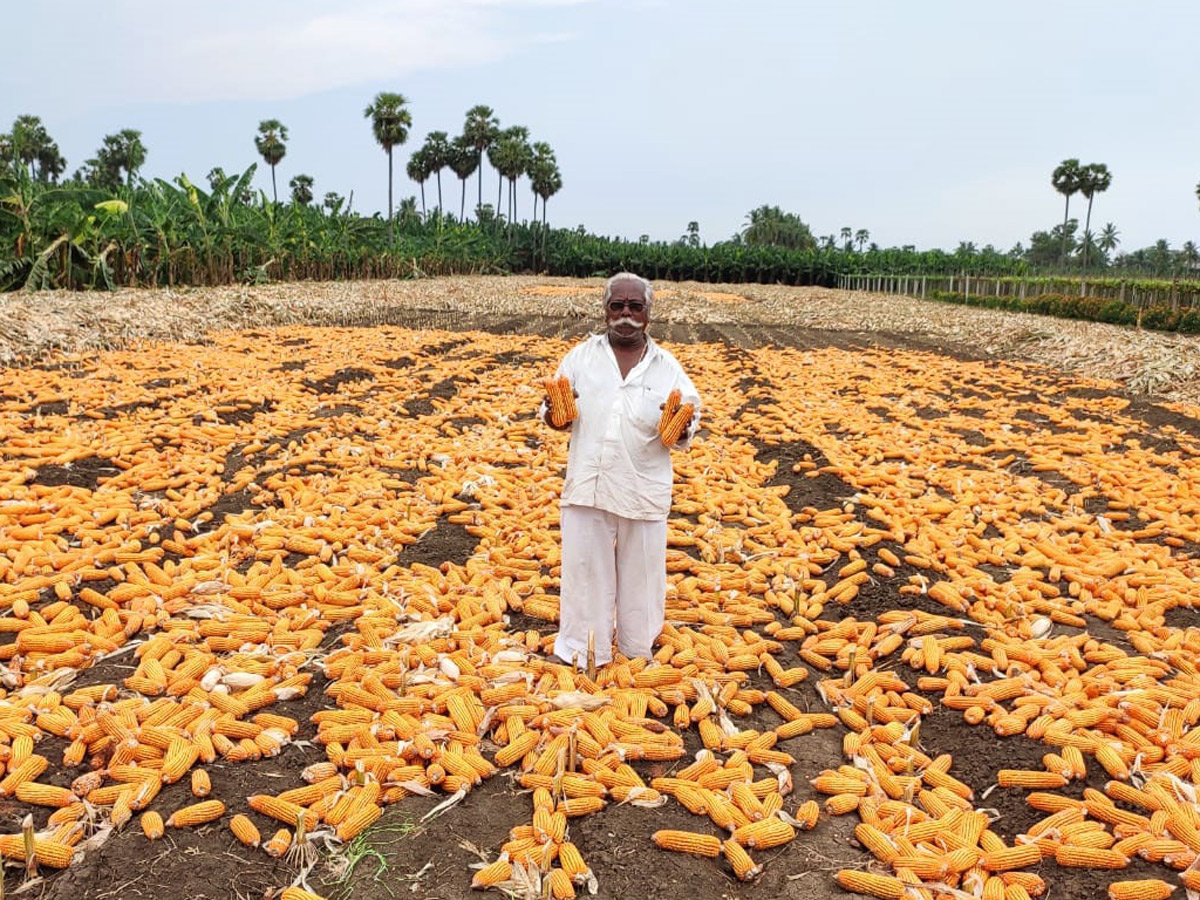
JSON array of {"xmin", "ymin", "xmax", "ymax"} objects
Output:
[{"xmin": 553, "ymin": 505, "xmax": 667, "ymax": 667}]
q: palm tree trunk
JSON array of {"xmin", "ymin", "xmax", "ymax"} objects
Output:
[
  {"xmin": 512, "ymin": 179, "xmax": 518, "ymax": 223},
  {"xmin": 1083, "ymin": 195, "xmax": 1095, "ymax": 270},
  {"xmin": 271, "ymin": 165, "xmax": 278, "ymax": 205},
  {"xmin": 460, "ymin": 179, "xmax": 466, "ymax": 222},
  {"xmin": 497, "ymin": 173, "xmax": 503, "ymax": 219},
  {"xmin": 387, "ymin": 147, "xmax": 394, "ymax": 245},
  {"xmin": 419, "ymin": 183, "xmax": 426, "ymax": 218},
  {"xmin": 476, "ymin": 152, "xmax": 483, "ymax": 220},
  {"xmin": 1061, "ymin": 195, "xmax": 1070, "ymax": 268},
  {"xmin": 436, "ymin": 172, "xmax": 443, "ymax": 214}
]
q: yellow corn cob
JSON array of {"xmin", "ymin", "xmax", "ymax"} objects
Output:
[
  {"xmin": 660, "ymin": 403, "xmax": 695, "ymax": 447},
  {"xmin": 825, "ymin": 793, "xmax": 861, "ymax": 816},
  {"xmin": 1107, "ymin": 881, "xmax": 1174, "ymax": 900},
  {"xmin": 544, "ymin": 376, "xmax": 577, "ymax": 428},
  {"xmin": 248, "ymin": 794, "xmax": 318, "ymax": 830},
  {"xmin": 280, "ymin": 889, "xmax": 328, "ymax": 900},
  {"xmin": 111, "ymin": 789, "xmax": 134, "ymax": 828},
  {"xmin": 471, "ymin": 857, "xmax": 512, "ymax": 889},
  {"xmin": 981, "ymin": 842, "xmax": 1043, "ymax": 872},
  {"xmin": 187, "ymin": 768, "xmax": 210, "ymax": 798},
  {"xmin": 230, "ymin": 814, "xmax": 261, "ymax": 847},
  {"xmin": 835, "ymin": 869, "xmax": 905, "ymax": 900},
  {"xmin": 0, "ymin": 754, "xmax": 49, "ymax": 796},
  {"xmin": 733, "ymin": 817, "xmax": 796, "ymax": 850},
  {"xmin": 263, "ymin": 828, "xmax": 292, "ymax": 858},
  {"xmin": 1054, "ymin": 845, "xmax": 1128, "ymax": 868},
  {"xmin": 141, "ymin": 811, "xmax": 164, "ymax": 840},
  {"xmin": 795, "ymin": 799, "xmax": 820, "ymax": 830},
  {"xmin": 0, "ymin": 835, "xmax": 76, "ymax": 869},
  {"xmin": 15, "ymin": 782, "xmax": 78, "ymax": 808},
  {"xmin": 166, "ymin": 799, "xmax": 225, "ymax": 828},
  {"xmin": 723, "ymin": 838, "xmax": 761, "ymax": 881},
  {"xmin": 557, "ymin": 796, "xmax": 605, "ymax": 817},
  {"xmin": 652, "ymin": 830, "xmax": 721, "ymax": 857},
  {"xmin": 336, "ymin": 802, "xmax": 382, "ymax": 842},
  {"xmin": 558, "ymin": 842, "xmax": 589, "ymax": 881},
  {"xmin": 997, "ymin": 770, "xmax": 1067, "ymax": 789},
  {"xmin": 658, "ymin": 389, "xmax": 681, "ymax": 433},
  {"xmin": 547, "ymin": 868, "xmax": 576, "ymax": 900}
]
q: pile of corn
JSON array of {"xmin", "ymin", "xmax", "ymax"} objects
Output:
[{"xmin": 1, "ymin": 322, "xmax": 1199, "ymax": 898}]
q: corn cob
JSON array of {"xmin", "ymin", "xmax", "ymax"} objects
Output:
[
  {"xmin": 544, "ymin": 376, "xmax": 577, "ymax": 428},
  {"xmin": 263, "ymin": 828, "xmax": 292, "ymax": 858},
  {"xmin": 722, "ymin": 838, "xmax": 761, "ymax": 881},
  {"xmin": 547, "ymin": 868, "xmax": 576, "ymax": 900},
  {"xmin": 652, "ymin": 830, "xmax": 721, "ymax": 857},
  {"xmin": 166, "ymin": 799, "xmax": 225, "ymax": 828},
  {"xmin": 280, "ymin": 889, "xmax": 328, "ymax": 900},
  {"xmin": 658, "ymin": 388, "xmax": 681, "ymax": 434},
  {"xmin": 660, "ymin": 402, "xmax": 695, "ymax": 447},
  {"xmin": 1054, "ymin": 846, "xmax": 1128, "ymax": 868},
  {"xmin": 230, "ymin": 814, "xmax": 261, "ymax": 847},
  {"xmin": 191, "ymin": 768, "xmax": 211, "ymax": 798},
  {"xmin": 835, "ymin": 870, "xmax": 906, "ymax": 900},
  {"xmin": 141, "ymin": 811, "xmax": 164, "ymax": 840},
  {"xmin": 733, "ymin": 817, "xmax": 796, "ymax": 850},
  {"xmin": 1106, "ymin": 881, "xmax": 1174, "ymax": 900}
]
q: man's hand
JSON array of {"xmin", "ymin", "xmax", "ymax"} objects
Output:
[{"xmin": 658, "ymin": 402, "xmax": 691, "ymax": 446}]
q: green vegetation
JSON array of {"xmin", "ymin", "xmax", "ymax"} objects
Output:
[
  {"xmin": 930, "ymin": 289, "xmax": 1200, "ymax": 334},
  {"xmin": 1, "ymin": 112, "xmax": 1197, "ymax": 294}
]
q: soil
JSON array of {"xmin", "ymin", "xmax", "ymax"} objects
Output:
[{"xmin": 5, "ymin": 310, "xmax": 1200, "ymax": 900}]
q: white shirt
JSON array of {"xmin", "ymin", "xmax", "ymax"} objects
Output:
[{"xmin": 546, "ymin": 333, "xmax": 701, "ymax": 521}]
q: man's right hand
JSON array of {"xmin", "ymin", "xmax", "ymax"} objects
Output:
[
  {"xmin": 542, "ymin": 388, "xmax": 578, "ymax": 432},
  {"xmin": 542, "ymin": 399, "xmax": 573, "ymax": 431}
]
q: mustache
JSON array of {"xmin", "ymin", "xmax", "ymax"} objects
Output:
[{"xmin": 609, "ymin": 317, "xmax": 645, "ymax": 330}]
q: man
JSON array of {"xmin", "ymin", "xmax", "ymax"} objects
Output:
[{"xmin": 541, "ymin": 272, "xmax": 701, "ymax": 668}]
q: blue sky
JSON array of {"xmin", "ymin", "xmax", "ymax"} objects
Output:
[{"xmin": 3, "ymin": 0, "xmax": 1198, "ymax": 251}]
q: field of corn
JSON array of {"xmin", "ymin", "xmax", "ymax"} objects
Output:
[{"xmin": 3, "ymin": 278, "xmax": 1200, "ymax": 900}]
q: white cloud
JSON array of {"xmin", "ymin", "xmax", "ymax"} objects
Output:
[{"xmin": 12, "ymin": 0, "xmax": 594, "ymax": 106}]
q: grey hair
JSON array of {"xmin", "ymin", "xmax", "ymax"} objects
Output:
[{"xmin": 602, "ymin": 272, "xmax": 654, "ymax": 311}]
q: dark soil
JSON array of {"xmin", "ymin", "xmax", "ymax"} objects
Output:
[
  {"xmin": 304, "ymin": 367, "xmax": 376, "ymax": 394},
  {"xmin": 29, "ymin": 455, "xmax": 118, "ymax": 490}
]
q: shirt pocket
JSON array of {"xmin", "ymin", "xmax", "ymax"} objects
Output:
[{"xmin": 633, "ymin": 385, "xmax": 667, "ymax": 435}]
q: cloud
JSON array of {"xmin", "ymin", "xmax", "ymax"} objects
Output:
[{"xmin": 7, "ymin": 0, "xmax": 594, "ymax": 107}]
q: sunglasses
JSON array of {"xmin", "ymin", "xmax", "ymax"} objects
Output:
[{"xmin": 607, "ymin": 300, "xmax": 646, "ymax": 313}]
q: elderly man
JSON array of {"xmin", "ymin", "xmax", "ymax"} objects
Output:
[{"xmin": 541, "ymin": 272, "xmax": 701, "ymax": 668}]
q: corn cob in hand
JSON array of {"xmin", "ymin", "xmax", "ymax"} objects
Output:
[
  {"xmin": 543, "ymin": 376, "xmax": 577, "ymax": 429},
  {"xmin": 659, "ymin": 401, "xmax": 695, "ymax": 448}
]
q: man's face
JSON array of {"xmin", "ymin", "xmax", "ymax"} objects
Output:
[{"xmin": 605, "ymin": 280, "xmax": 650, "ymax": 345}]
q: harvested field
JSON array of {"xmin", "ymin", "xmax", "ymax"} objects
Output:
[{"xmin": 1, "ymin": 280, "xmax": 1200, "ymax": 900}]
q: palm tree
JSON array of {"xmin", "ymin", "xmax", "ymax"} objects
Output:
[
  {"xmin": 1052, "ymin": 159, "xmax": 1082, "ymax": 266},
  {"xmin": 255, "ymin": 119, "xmax": 288, "ymax": 204},
  {"xmin": 854, "ymin": 229, "xmax": 869, "ymax": 253},
  {"xmin": 1078, "ymin": 162, "xmax": 1112, "ymax": 269},
  {"xmin": 1181, "ymin": 241, "xmax": 1200, "ymax": 272},
  {"xmin": 420, "ymin": 131, "xmax": 451, "ymax": 214},
  {"xmin": 840, "ymin": 227, "xmax": 852, "ymax": 252},
  {"xmin": 363, "ymin": 92, "xmax": 412, "ymax": 242},
  {"xmin": 530, "ymin": 152, "xmax": 562, "ymax": 269},
  {"xmin": 1098, "ymin": 223, "xmax": 1120, "ymax": 256},
  {"xmin": 448, "ymin": 136, "xmax": 479, "ymax": 222},
  {"xmin": 490, "ymin": 127, "xmax": 532, "ymax": 225},
  {"xmin": 10, "ymin": 115, "xmax": 50, "ymax": 178},
  {"xmin": 405, "ymin": 149, "xmax": 430, "ymax": 218},
  {"xmin": 89, "ymin": 129, "xmax": 146, "ymax": 189},
  {"xmin": 36, "ymin": 142, "xmax": 66, "ymax": 183},
  {"xmin": 289, "ymin": 174, "xmax": 314, "ymax": 206},
  {"xmin": 462, "ymin": 105, "xmax": 499, "ymax": 220}
]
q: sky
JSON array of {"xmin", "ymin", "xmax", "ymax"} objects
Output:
[{"xmin": 3, "ymin": 0, "xmax": 1198, "ymax": 252}]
